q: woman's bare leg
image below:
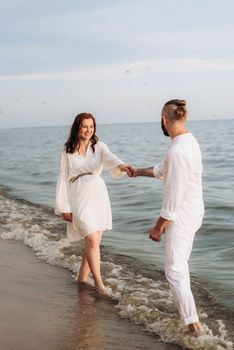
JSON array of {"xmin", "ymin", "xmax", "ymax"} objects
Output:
[
  {"xmin": 77, "ymin": 252, "xmax": 90, "ymax": 282},
  {"xmin": 84, "ymin": 231, "xmax": 105, "ymax": 292}
]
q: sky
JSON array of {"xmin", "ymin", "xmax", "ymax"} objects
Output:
[{"xmin": 0, "ymin": 0, "xmax": 234, "ymax": 128}]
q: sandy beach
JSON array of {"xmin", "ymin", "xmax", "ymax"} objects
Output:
[{"xmin": 0, "ymin": 238, "xmax": 180, "ymax": 350}]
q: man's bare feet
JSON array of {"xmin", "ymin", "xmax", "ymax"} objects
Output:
[{"xmin": 188, "ymin": 322, "xmax": 201, "ymax": 337}]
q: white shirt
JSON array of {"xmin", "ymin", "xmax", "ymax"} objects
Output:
[{"xmin": 153, "ymin": 132, "xmax": 204, "ymax": 231}]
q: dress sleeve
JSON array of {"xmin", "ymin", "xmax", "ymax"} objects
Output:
[
  {"xmin": 160, "ymin": 151, "xmax": 189, "ymax": 221},
  {"xmin": 100, "ymin": 142, "xmax": 125, "ymax": 178},
  {"xmin": 55, "ymin": 150, "xmax": 72, "ymax": 214}
]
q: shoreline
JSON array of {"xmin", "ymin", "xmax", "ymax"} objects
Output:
[{"xmin": 0, "ymin": 238, "xmax": 180, "ymax": 350}]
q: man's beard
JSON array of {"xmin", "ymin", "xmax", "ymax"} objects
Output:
[{"xmin": 161, "ymin": 120, "xmax": 170, "ymax": 137}]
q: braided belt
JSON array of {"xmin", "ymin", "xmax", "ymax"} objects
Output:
[{"xmin": 69, "ymin": 172, "xmax": 93, "ymax": 183}]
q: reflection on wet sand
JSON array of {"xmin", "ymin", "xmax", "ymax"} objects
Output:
[
  {"xmin": 60, "ymin": 282, "xmax": 181, "ymax": 350},
  {"xmin": 0, "ymin": 239, "xmax": 180, "ymax": 350},
  {"xmin": 72, "ymin": 284, "xmax": 103, "ymax": 349}
]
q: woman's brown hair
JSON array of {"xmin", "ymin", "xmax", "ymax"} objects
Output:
[{"xmin": 64, "ymin": 113, "xmax": 98, "ymax": 153}]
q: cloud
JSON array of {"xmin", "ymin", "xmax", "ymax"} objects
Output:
[
  {"xmin": 0, "ymin": 57, "xmax": 234, "ymax": 81},
  {"xmin": 136, "ymin": 31, "xmax": 234, "ymax": 54},
  {"xmin": 1, "ymin": 1, "xmax": 234, "ymax": 77}
]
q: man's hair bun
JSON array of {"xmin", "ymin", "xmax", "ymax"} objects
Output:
[
  {"xmin": 164, "ymin": 99, "xmax": 186, "ymax": 107},
  {"xmin": 164, "ymin": 99, "xmax": 187, "ymax": 121},
  {"xmin": 176, "ymin": 104, "xmax": 186, "ymax": 120},
  {"xmin": 177, "ymin": 100, "xmax": 186, "ymax": 107}
]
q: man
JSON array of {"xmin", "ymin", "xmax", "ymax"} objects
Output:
[{"xmin": 128, "ymin": 99, "xmax": 204, "ymax": 336}]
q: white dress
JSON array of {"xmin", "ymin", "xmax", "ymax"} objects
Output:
[{"xmin": 55, "ymin": 141, "xmax": 124, "ymax": 242}]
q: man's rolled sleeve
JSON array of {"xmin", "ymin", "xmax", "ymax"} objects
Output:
[
  {"xmin": 153, "ymin": 163, "xmax": 164, "ymax": 179},
  {"xmin": 160, "ymin": 208, "xmax": 178, "ymax": 221}
]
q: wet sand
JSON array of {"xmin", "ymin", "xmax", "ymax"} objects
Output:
[{"xmin": 0, "ymin": 238, "xmax": 181, "ymax": 350}]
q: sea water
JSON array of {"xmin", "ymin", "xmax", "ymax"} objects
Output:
[{"xmin": 0, "ymin": 119, "xmax": 233, "ymax": 349}]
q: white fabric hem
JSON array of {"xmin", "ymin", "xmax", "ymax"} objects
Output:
[
  {"xmin": 160, "ymin": 208, "xmax": 177, "ymax": 221},
  {"xmin": 109, "ymin": 163, "xmax": 126, "ymax": 178},
  {"xmin": 55, "ymin": 208, "xmax": 72, "ymax": 215},
  {"xmin": 153, "ymin": 164, "xmax": 163, "ymax": 179},
  {"xmin": 84, "ymin": 227, "xmax": 112, "ymax": 238},
  {"xmin": 183, "ymin": 314, "xmax": 199, "ymax": 325},
  {"xmin": 67, "ymin": 227, "xmax": 112, "ymax": 243}
]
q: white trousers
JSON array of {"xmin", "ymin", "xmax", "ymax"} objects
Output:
[{"xmin": 164, "ymin": 224, "xmax": 199, "ymax": 325}]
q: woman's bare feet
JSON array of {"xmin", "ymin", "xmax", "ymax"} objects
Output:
[
  {"xmin": 188, "ymin": 322, "xmax": 201, "ymax": 337},
  {"xmin": 95, "ymin": 285, "xmax": 113, "ymax": 298},
  {"xmin": 95, "ymin": 282, "xmax": 106, "ymax": 293},
  {"xmin": 74, "ymin": 272, "xmax": 89, "ymax": 284},
  {"xmin": 78, "ymin": 280, "xmax": 89, "ymax": 285}
]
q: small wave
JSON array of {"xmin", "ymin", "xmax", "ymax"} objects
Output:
[
  {"xmin": 0, "ymin": 191, "xmax": 233, "ymax": 350},
  {"xmin": 37, "ymin": 180, "xmax": 55, "ymax": 185}
]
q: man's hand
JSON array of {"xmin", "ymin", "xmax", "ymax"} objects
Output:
[
  {"xmin": 126, "ymin": 165, "xmax": 138, "ymax": 177},
  {"xmin": 149, "ymin": 217, "xmax": 170, "ymax": 242},
  {"xmin": 62, "ymin": 213, "xmax": 72, "ymax": 222},
  {"xmin": 149, "ymin": 226, "xmax": 163, "ymax": 242}
]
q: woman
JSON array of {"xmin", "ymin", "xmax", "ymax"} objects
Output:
[{"xmin": 55, "ymin": 112, "xmax": 129, "ymax": 294}]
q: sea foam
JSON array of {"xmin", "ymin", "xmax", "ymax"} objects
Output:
[{"xmin": 0, "ymin": 193, "xmax": 233, "ymax": 350}]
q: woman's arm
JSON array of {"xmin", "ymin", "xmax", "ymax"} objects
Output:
[
  {"xmin": 55, "ymin": 151, "xmax": 72, "ymax": 215},
  {"xmin": 101, "ymin": 142, "xmax": 126, "ymax": 178}
]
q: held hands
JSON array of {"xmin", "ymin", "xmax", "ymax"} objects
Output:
[
  {"xmin": 119, "ymin": 164, "xmax": 138, "ymax": 177},
  {"xmin": 62, "ymin": 213, "xmax": 72, "ymax": 222}
]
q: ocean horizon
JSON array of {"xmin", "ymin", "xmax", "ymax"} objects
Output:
[{"xmin": 1, "ymin": 116, "xmax": 234, "ymax": 131}]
